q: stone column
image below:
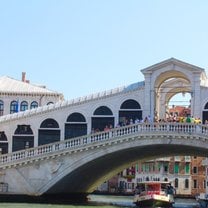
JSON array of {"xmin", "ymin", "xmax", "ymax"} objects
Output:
[
  {"xmin": 143, "ymin": 73, "xmax": 152, "ymax": 119},
  {"xmin": 192, "ymin": 73, "xmax": 201, "ymax": 118}
]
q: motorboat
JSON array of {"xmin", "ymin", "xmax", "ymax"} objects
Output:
[
  {"xmin": 133, "ymin": 181, "xmax": 175, "ymax": 207},
  {"xmin": 196, "ymin": 193, "xmax": 208, "ymax": 208}
]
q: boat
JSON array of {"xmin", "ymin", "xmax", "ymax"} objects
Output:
[
  {"xmin": 196, "ymin": 193, "xmax": 208, "ymax": 208},
  {"xmin": 133, "ymin": 181, "xmax": 175, "ymax": 207}
]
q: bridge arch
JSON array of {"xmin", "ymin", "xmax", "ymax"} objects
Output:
[
  {"xmin": 38, "ymin": 118, "xmax": 60, "ymax": 145},
  {"xmin": 39, "ymin": 134, "xmax": 208, "ymax": 195},
  {"xmin": 154, "ymin": 70, "xmax": 191, "ymax": 90}
]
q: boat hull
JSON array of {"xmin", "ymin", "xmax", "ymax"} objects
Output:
[
  {"xmin": 134, "ymin": 194, "xmax": 174, "ymax": 207},
  {"xmin": 196, "ymin": 199, "xmax": 208, "ymax": 208}
]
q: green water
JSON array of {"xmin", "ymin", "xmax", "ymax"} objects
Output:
[
  {"xmin": 0, "ymin": 195, "xmax": 200, "ymax": 208},
  {"xmin": 0, "ymin": 204, "xmax": 118, "ymax": 208}
]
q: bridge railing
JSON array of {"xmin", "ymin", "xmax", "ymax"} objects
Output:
[{"xmin": 0, "ymin": 122, "xmax": 208, "ymax": 167}]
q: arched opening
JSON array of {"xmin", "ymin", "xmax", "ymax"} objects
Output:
[
  {"xmin": 154, "ymin": 75, "xmax": 191, "ymax": 121},
  {"xmin": 12, "ymin": 125, "xmax": 34, "ymax": 152},
  {"xmin": 65, "ymin": 113, "xmax": 87, "ymax": 139},
  {"xmin": 202, "ymin": 102, "xmax": 208, "ymax": 124},
  {"xmin": 91, "ymin": 106, "xmax": 114, "ymax": 132},
  {"xmin": 38, "ymin": 118, "xmax": 60, "ymax": 145},
  {"xmin": 0, "ymin": 131, "xmax": 8, "ymax": 154},
  {"xmin": 119, "ymin": 99, "xmax": 142, "ymax": 125},
  {"xmin": 166, "ymin": 92, "xmax": 191, "ymax": 122}
]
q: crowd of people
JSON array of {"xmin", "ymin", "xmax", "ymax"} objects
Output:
[{"xmin": 91, "ymin": 114, "xmax": 204, "ymax": 134}]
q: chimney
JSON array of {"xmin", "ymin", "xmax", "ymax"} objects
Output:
[{"xmin": 22, "ymin": 72, "xmax": 26, "ymax": 82}]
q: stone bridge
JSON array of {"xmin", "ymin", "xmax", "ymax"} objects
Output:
[{"xmin": 0, "ymin": 122, "xmax": 208, "ymax": 199}]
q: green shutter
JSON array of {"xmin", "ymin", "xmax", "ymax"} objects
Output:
[
  {"xmin": 174, "ymin": 163, "xmax": 179, "ymax": 173},
  {"xmin": 185, "ymin": 163, "xmax": 190, "ymax": 174}
]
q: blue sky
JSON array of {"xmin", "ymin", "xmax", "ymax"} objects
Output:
[{"xmin": 0, "ymin": 0, "xmax": 208, "ymax": 100}]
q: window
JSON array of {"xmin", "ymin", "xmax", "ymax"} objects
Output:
[
  {"xmin": 193, "ymin": 180, "xmax": 197, "ymax": 189},
  {"xmin": 10, "ymin": 101, "xmax": 18, "ymax": 114},
  {"xmin": 185, "ymin": 179, "xmax": 189, "ymax": 189},
  {"xmin": 164, "ymin": 164, "xmax": 168, "ymax": 173},
  {"xmin": 175, "ymin": 178, "xmax": 178, "ymax": 188},
  {"xmin": 20, "ymin": 101, "xmax": 28, "ymax": 111},
  {"xmin": 193, "ymin": 166, "xmax": 198, "ymax": 174},
  {"xmin": 30, "ymin": 101, "xmax": 38, "ymax": 109},
  {"xmin": 0, "ymin": 100, "xmax": 3, "ymax": 116}
]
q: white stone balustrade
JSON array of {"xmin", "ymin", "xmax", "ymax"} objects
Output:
[{"xmin": 0, "ymin": 122, "xmax": 207, "ymax": 169}]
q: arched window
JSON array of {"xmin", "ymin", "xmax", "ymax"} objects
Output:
[
  {"xmin": 67, "ymin": 112, "xmax": 86, "ymax": 122},
  {"xmin": 12, "ymin": 125, "xmax": 34, "ymax": 152},
  {"xmin": 120, "ymin": 99, "xmax": 141, "ymax": 109},
  {"xmin": 47, "ymin": 102, "xmax": 54, "ymax": 105},
  {"xmin": 65, "ymin": 113, "xmax": 87, "ymax": 139},
  {"xmin": 0, "ymin": 100, "xmax": 4, "ymax": 116},
  {"xmin": 119, "ymin": 99, "xmax": 142, "ymax": 125},
  {"xmin": 185, "ymin": 179, "xmax": 189, "ymax": 189},
  {"xmin": 93, "ymin": 106, "xmax": 113, "ymax": 115},
  {"xmin": 92, "ymin": 106, "xmax": 114, "ymax": 131},
  {"xmin": 174, "ymin": 178, "xmax": 178, "ymax": 188},
  {"xmin": 20, "ymin": 101, "xmax": 28, "ymax": 111},
  {"xmin": 30, "ymin": 101, "xmax": 38, "ymax": 109},
  {"xmin": 14, "ymin": 125, "xmax": 33, "ymax": 135},
  {"xmin": 40, "ymin": 118, "xmax": 59, "ymax": 128},
  {"xmin": 10, "ymin": 100, "xmax": 18, "ymax": 114},
  {"xmin": 39, "ymin": 118, "xmax": 60, "ymax": 145}
]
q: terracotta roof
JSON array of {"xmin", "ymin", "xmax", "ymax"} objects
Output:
[{"xmin": 0, "ymin": 76, "xmax": 62, "ymax": 96}]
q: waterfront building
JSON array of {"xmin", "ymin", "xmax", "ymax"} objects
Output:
[
  {"xmin": 0, "ymin": 72, "xmax": 64, "ymax": 116},
  {"xmin": 0, "ymin": 72, "xmax": 64, "ymax": 153},
  {"xmin": 114, "ymin": 155, "xmax": 206, "ymax": 197}
]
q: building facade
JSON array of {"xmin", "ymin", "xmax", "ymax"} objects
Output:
[{"xmin": 0, "ymin": 72, "xmax": 64, "ymax": 153}]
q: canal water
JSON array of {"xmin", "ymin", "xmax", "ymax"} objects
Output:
[{"xmin": 0, "ymin": 194, "xmax": 200, "ymax": 208}]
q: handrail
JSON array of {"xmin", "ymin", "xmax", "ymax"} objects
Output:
[{"xmin": 0, "ymin": 122, "xmax": 207, "ymax": 168}]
